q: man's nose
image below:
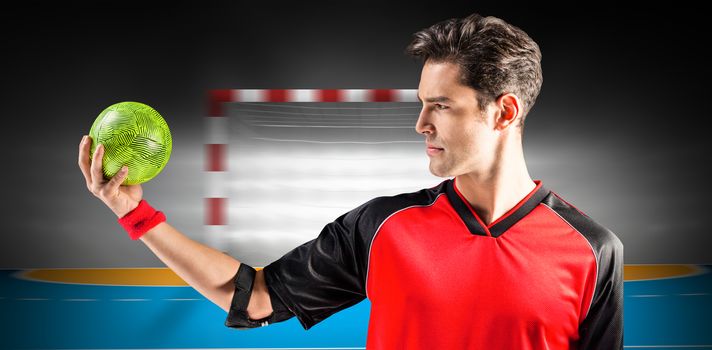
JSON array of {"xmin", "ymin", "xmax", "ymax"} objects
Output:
[{"xmin": 415, "ymin": 109, "xmax": 434, "ymax": 135}]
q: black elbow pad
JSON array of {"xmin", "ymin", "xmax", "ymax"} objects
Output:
[{"xmin": 224, "ymin": 262, "xmax": 294, "ymax": 329}]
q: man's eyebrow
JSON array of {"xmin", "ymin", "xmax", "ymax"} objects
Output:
[{"xmin": 416, "ymin": 95, "xmax": 452, "ymax": 103}]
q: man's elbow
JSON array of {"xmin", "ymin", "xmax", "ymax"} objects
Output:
[
  {"xmin": 220, "ymin": 269, "xmax": 273, "ymax": 318},
  {"xmin": 246, "ymin": 269, "xmax": 274, "ymax": 319}
]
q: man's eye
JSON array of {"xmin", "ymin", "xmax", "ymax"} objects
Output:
[{"xmin": 435, "ymin": 104, "xmax": 448, "ymax": 110}]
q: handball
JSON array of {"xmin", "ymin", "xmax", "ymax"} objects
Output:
[{"xmin": 88, "ymin": 101, "xmax": 172, "ymax": 185}]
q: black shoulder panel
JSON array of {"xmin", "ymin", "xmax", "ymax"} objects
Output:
[
  {"xmin": 543, "ymin": 192, "xmax": 624, "ymax": 349},
  {"xmin": 262, "ymin": 180, "xmax": 449, "ymax": 330}
]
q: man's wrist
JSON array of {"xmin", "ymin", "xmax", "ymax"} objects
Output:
[
  {"xmin": 117, "ymin": 199, "xmax": 166, "ymax": 240},
  {"xmin": 113, "ymin": 200, "xmax": 140, "ymax": 219}
]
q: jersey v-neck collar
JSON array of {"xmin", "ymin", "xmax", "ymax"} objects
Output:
[{"xmin": 445, "ymin": 178, "xmax": 550, "ymax": 238}]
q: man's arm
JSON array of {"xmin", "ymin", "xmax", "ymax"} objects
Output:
[
  {"xmin": 139, "ymin": 221, "xmax": 273, "ymax": 319},
  {"xmin": 577, "ymin": 233, "xmax": 624, "ymax": 349},
  {"xmin": 77, "ymin": 135, "xmax": 272, "ymax": 320},
  {"xmin": 78, "ymin": 135, "xmax": 275, "ymax": 322}
]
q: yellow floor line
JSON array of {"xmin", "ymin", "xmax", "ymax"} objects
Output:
[
  {"xmin": 624, "ymin": 264, "xmax": 706, "ymax": 281},
  {"xmin": 17, "ymin": 267, "xmax": 263, "ymax": 287},
  {"xmin": 13, "ymin": 265, "xmax": 705, "ymax": 286}
]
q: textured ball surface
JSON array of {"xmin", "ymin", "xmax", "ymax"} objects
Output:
[{"xmin": 89, "ymin": 101, "xmax": 172, "ymax": 185}]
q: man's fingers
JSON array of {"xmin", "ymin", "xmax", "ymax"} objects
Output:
[
  {"xmin": 106, "ymin": 166, "xmax": 128, "ymax": 194},
  {"xmin": 78, "ymin": 135, "xmax": 92, "ymax": 188},
  {"xmin": 90, "ymin": 143, "xmax": 105, "ymax": 189}
]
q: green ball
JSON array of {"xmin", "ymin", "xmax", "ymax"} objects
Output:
[{"xmin": 89, "ymin": 101, "xmax": 172, "ymax": 185}]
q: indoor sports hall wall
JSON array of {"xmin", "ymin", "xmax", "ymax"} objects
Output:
[{"xmin": 2, "ymin": 2, "xmax": 709, "ymax": 267}]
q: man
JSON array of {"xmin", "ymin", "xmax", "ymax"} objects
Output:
[{"xmin": 78, "ymin": 12, "xmax": 623, "ymax": 350}]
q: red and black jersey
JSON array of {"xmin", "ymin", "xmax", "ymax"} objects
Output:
[{"xmin": 257, "ymin": 178, "xmax": 624, "ymax": 349}]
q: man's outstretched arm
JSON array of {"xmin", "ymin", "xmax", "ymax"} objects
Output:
[
  {"xmin": 77, "ymin": 135, "xmax": 272, "ymax": 320},
  {"xmin": 139, "ymin": 221, "xmax": 273, "ymax": 319}
]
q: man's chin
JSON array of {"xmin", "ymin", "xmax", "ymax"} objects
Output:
[{"xmin": 428, "ymin": 164, "xmax": 452, "ymax": 178}]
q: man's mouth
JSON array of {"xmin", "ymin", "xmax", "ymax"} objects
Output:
[{"xmin": 426, "ymin": 144, "xmax": 444, "ymax": 156}]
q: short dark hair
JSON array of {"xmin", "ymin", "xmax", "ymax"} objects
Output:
[{"xmin": 406, "ymin": 13, "xmax": 543, "ymax": 127}]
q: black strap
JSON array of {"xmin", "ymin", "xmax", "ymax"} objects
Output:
[
  {"xmin": 225, "ymin": 263, "xmax": 294, "ymax": 329},
  {"xmin": 233, "ymin": 263, "xmax": 256, "ymax": 311},
  {"xmin": 225, "ymin": 263, "xmax": 266, "ymax": 329}
]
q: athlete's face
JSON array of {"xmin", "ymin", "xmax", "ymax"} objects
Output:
[{"xmin": 415, "ymin": 61, "xmax": 499, "ymax": 177}]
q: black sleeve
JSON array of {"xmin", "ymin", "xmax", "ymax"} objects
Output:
[
  {"xmin": 261, "ymin": 201, "xmax": 372, "ymax": 330},
  {"xmin": 578, "ymin": 233, "xmax": 624, "ymax": 349}
]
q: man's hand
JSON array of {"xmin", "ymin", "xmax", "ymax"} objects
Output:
[{"xmin": 77, "ymin": 135, "xmax": 143, "ymax": 218}]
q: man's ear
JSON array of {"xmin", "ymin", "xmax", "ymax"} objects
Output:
[{"xmin": 495, "ymin": 93, "xmax": 521, "ymax": 131}]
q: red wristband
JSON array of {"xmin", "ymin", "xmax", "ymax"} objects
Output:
[{"xmin": 117, "ymin": 199, "xmax": 166, "ymax": 240}]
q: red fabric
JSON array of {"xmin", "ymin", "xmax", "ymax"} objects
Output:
[
  {"xmin": 117, "ymin": 199, "xmax": 166, "ymax": 240},
  {"xmin": 366, "ymin": 197, "xmax": 596, "ymax": 349}
]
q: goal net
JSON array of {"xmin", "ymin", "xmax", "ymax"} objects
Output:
[{"xmin": 205, "ymin": 89, "xmax": 442, "ymax": 266}]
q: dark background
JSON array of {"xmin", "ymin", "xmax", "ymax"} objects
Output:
[{"xmin": 1, "ymin": 1, "xmax": 709, "ymax": 267}]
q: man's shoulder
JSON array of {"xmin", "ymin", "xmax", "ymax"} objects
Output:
[
  {"xmin": 541, "ymin": 190, "xmax": 623, "ymax": 254},
  {"xmin": 359, "ymin": 179, "xmax": 449, "ymax": 215},
  {"xmin": 340, "ymin": 179, "xmax": 450, "ymax": 231}
]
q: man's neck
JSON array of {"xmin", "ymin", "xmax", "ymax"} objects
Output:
[{"xmin": 454, "ymin": 159, "xmax": 535, "ymax": 226}]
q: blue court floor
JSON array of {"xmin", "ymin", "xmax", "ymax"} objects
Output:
[{"xmin": 1, "ymin": 265, "xmax": 710, "ymax": 349}]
